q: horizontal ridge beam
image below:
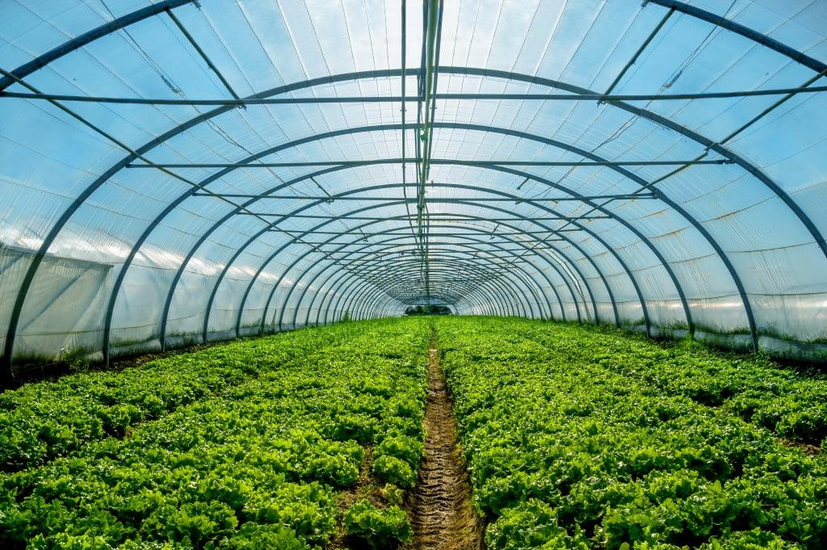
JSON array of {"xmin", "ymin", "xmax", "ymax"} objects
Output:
[
  {"xmin": 4, "ymin": 87, "xmax": 826, "ymax": 105},
  {"xmin": 128, "ymin": 158, "xmax": 732, "ymax": 168}
]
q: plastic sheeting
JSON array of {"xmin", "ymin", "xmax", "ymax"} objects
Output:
[{"xmin": 1, "ymin": 0, "xmax": 826, "ymax": 376}]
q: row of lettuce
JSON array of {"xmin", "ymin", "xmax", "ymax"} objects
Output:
[
  {"xmin": 0, "ymin": 331, "xmax": 335, "ymax": 472},
  {"xmin": 0, "ymin": 319, "xmax": 431, "ymax": 548},
  {"xmin": 529, "ymin": 323, "xmax": 827, "ymax": 449},
  {"xmin": 436, "ymin": 317, "xmax": 827, "ymax": 549}
]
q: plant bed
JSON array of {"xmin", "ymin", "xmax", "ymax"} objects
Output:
[
  {"xmin": 0, "ymin": 319, "xmax": 431, "ymax": 548},
  {"xmin": 435, "ymin": 316, "xmax": 827, "ymax": 549}
]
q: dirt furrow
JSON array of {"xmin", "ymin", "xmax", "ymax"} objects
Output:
[{"xmin": 408, "ymin": 334, "xmax": 483, "ymax": 549}]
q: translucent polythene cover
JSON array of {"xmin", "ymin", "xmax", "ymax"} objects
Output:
[{"xmin": 0, "ymin": 0, "xmax": 826, "ymax": 369}]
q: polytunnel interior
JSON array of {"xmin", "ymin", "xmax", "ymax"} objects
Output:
[{"xmin": 1, "ymin": 0, "xmax": 827, "ymax": 385}]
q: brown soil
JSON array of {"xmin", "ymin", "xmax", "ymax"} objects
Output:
[
  {"xmin": 407, "ymin": 333, "xmax": 484, "ymax": 549},
  {"xmin": 779, "ymin": 438, "xmax": 822, "ymax": 456}
]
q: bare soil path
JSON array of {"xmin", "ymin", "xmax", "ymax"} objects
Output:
[{"xmin": 408, "ymin": 332, "xmax": 484, "ymax": 549}]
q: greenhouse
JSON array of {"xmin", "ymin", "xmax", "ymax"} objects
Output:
[{"xmin": 1, "ymin": 0, "xmax": 826, "ymax": 548}]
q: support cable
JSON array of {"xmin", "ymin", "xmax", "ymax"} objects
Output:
[
  {"xmin": 602, "ymin": 8, "xmax": 675, "ymax": 97},
  {"xmin": 165, "ymin": 8, "xmax": 242, "ymax": 101}
]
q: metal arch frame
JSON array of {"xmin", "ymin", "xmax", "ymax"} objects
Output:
[
  {"xmin": 294, "ymin": 230, "xmax": 566, "ymax": 324},
  {"xmin": 107, "ymin": 122, "xmax": 686, "ymax": 363},
  {"xmin": 267, "ymin": 223, "xmax": 574, "ymax": 329},
  {"xmin": 357, "ymin": 290, "xmax": 396, "ymax": 320},
  {"xmin": 327, "ymin": 274, "xmax": 499, "ymax": 325},
  {"xmin": 233, "ymin": 192, "xmax": 626, "ymax": 341},
  {"xmin": 346, "ymin": 278, "xmax": 466, "ymax": 317},
  {"xmin": 370, "ymin": 295, "xmax": 405, "ymax": 319},
  {"xmin": 112, "ymin": 113, "xmax": 710, "ymax": 344},
  {"xmin": 0, "ymin": 118, "xmax": 745, "ymax": 366},
  {"xmin": 239, "ymin": 201, "xmax": 564, "ymax": 335},
  {"xmin": 175, "ymin": 185, "xmax": 629, "ymax": 351},
  {"xmin": 135, "ymin": 127, "xmax": 655, "ymax": 337},
  {"xmin": 4, "ymin": 0, "xmax": 822, "ymax": 371},
  {"xmin": 186, "ymin": 186, "xmax": 610, "ymax": 343},
  {"xmin": 349, "ymin": 270, "xmax": 513, "ymax": 322},
  {"xmin": 93, "ymin": 114, "xmax": 733, "ymax": 360},
  {"xmin": 312, "ymin": 238, "xmax": 521, "ymax": 326},
  {"xmin": 445, "ymin": 280, "xmax": 501, "ymax": 316},
  {"xmin": 315, "ymin": 254, "xmax": 459, "ymax": 325},
  {"xmin": 350, "ymin": 278, "xmax": 497, "ymax": 321},
  {"xmin": 246, "ymin": 205, "xmax": 572, "ymax": 335},
  {"xmin": 288, "ymin": 227, "xmax": 569, "ymax": 324},
  {"xmin": 306, "ymin": 257, "xmax": 494, "ymax": 324},
  {"xmin": 343, "ymin": 259, "xmax": 533, "ymax": 320},
  {"xmin": 345, "ymin": 285, "xmax": 399, "ymax": 322},
  {"xmin": 433, "ymin": 279, "xmax": 496, "ymax": 316},
  {"xmin": 275, "ymin": 240, "xmax": 549, "ymax": 329},
  {"xmin": 0, "ymin": 114, "xmax": 699, "ymax": 365},
  {"xmin": 284, "ymin": 220, "xmax": 588, "ymax": 326},
  {"xmin": 269, "ymin": 242, "xmax": 542, "ymax": 328},
  {"xmin": 223, "ymin": 197, "xmax": 549, "ymax": 341},
  {"xmin": 297, "ymin": 228, "xmax": 570, "ymax": 327},
  {"xmin": 337, "ymin": 258, "xmax": 536, "ymax": 321},
  {"xmin": 434, "ymin": 278, "xmax": 510, "ymax": 316},
  {"xmin": 442, "ymin": 281, "xmax": 502, "ymax": 316},
  {"xmin": 3, "ymin": 0, "xmax": 822, "ymax": 93},
  {"xmin": 646, "ymin": 0, "xmax": 827, "ymax": 74},
  {"xmin": 166, "ymin": 152, "xmax": 673, "ymax": 353},
  {"xmin": 278, "ymin": 255, "xmax": 537, "ymax": 326},
  {"xmin": 162, "ymin": 186, "xmax": 614, "ymax": 353},
  {"xmin": 12, "ymin": 114, "xmax": 810, "ymax": 345},
  {"xmin": 309, "ymin": 229, "xmax": 559, "ymax": 326},
  {"xmin": 411, "ymin": 122, "xmax": 723, "ymax": 334},
  {"xmin": 349, "ymin": 284, "xmax": 399, "ymax": 321},
  {"xmin": 22, "ymin": 127, "xmax": 656, "ymax": 365},
  {"xmin": 103, "ymin": 108, "xmax": 814, "ymax": 355},
  {"xmin": 100, "ymin": 115, "xmax": 714, "ymax": 359},
  {"xmin": 278, "ymin": 238, "xmax": 558, "ymax": 329},
  {"xmin": 196, "ymin": 165, "xmax": 664, "ymax": 348},
  {"xmin": 171, "ymin": 161, "xmax": 624, "ymax": 344},
  {"xmin": 322, "ymin": 264, "xmax": 506, "ymax": 324},
  {"xmin": 338, "ymin": 265, "xmax": 517, "ymax": 322},
  {"xmin": 356, "ymin": 286, "xmax": 426, "ymax": 326},
  {"xmin": 461, "ymin": 284, "xmax": 503, "ymax": 316},
  {"xmin": 307, "ymin": 252, "xmax": 499, "ymax": 327},
  {"xmin": 327, "ymin": 263, "xmax": 500, "ymax": 321},
  {"xmin": 0, "ymin": 1, "xmax": 198, "ymax": 91},
  {"xmin": 441, "ymin": 68, "xmax": 827, "ymax": 264},
  {"xmin": 307, "ymin": 211, "xmax": 618, "ymax": 326},
  {"xmin": 3, "ymin": 71, "xmax": 420, "ymax": 370},
  {"xmin": 330, "ymin": 270, "xmax": 504, "ymax": 325}
]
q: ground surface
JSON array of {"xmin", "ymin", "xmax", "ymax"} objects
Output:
[
  {"xmin": 4, "ymin": 316, "xmax": 827, "ymax": 549},
  {"xmin": 407, "ymin": 335, "xmax": 483, "ymax": 549}
]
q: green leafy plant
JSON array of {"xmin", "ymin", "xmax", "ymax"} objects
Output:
[
  {"xmin": 380, "ymin": 483, "xmax": 405, "ymax": 507},
  {"xmin": 434, "ymin": 316, "xmax": 827, "ymax": 549},
  {"xmin": 372, "ymin": 454, "xmax": 417, "ymax": 489},
  {"xmin": 0, "ymin": 319, "xmax": 431, "ymax": 548},
  {"xmin": 60, "ymin": 347, "xmax": 90, "ymax": 373},
  {"xmin": 344, "ymin": 499, "xmax": 412, "ymax": 548},
  {"xmin": 375, "ymin": 434, "xmax": 424, "ymax": 466}
]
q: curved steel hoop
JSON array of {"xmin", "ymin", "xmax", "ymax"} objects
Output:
[{"xmin": 6, "ymin": 0, "xmax": 824, "ymax": 374}]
